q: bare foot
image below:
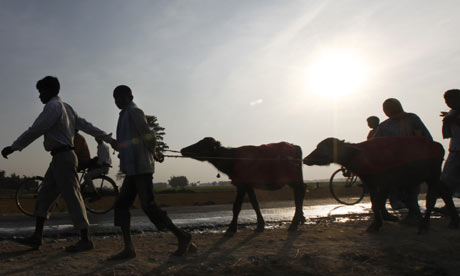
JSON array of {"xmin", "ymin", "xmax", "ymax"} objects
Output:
[{"xmin": 108, "ymin": 247, "xmax": 136, "ymax": 260}]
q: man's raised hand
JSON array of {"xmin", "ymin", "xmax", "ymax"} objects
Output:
[{"xmin": 1, "ymin": 146, "xmax": 14, "ymax": 159}]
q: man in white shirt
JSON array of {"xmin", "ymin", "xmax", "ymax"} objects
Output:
[{"xmin": 1, "ymin": 76, "xmax": 114, "ymax": 252}]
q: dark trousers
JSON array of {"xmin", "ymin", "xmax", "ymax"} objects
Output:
[{"xmin": 114, "ymin": 173, "xmax": 171, "ymax": 231}]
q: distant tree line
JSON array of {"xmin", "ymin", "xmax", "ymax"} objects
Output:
[
  {"xmin": 0, "ymin": 170, "xmax": 34, "ymax": 190},
  {"xmin": 165, "ymin": 178, "xmax": 232, "ymax": 188}
]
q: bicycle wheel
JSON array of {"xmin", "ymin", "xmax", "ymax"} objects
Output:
[
  {"xmin": 16, "ymin": 176, "xmax": 43, "ymax": 216},
  {"xmin": 82, "ymin": 175, "xmax": 119, "ymax": 214},
  {"xmin": 329, "ymin": 168, "xmax": 365, "ymax": 205}
]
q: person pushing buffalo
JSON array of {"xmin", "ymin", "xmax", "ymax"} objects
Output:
[
  {"xmin": 181, "ymin": 137, "xmax": 305, "ymax": 236},
  {"xmin": 303, "ymin": 136, "xmax": 459, "ymax": 234}
]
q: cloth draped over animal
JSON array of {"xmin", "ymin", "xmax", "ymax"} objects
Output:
[
  {"xmin": 348, "ymin": 137, "xmax": 444, "ymax": 175},
  {"xmin": 230, "ymin": 142, "xmax": 302, "ymax": 189}
]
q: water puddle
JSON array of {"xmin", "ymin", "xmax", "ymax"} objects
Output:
[{"xmin": 1, "ymin": 199, "xmax": 458, "ymax": 238}]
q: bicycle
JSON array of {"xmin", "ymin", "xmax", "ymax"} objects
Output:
[
  {"xmin": 329, "ymin": 167, "xmax": 366, "ymax": 205},
  {"xmin": 16, "ymin": 169, "xmax": 119, "ymax": 216}
]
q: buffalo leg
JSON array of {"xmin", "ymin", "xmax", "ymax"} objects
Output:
[
  {"xmin": 382, "ymin": 190, "xmax": 399, "ymax": 222},
  {"xmin": 367, "ymin": 187, "xmax": 383, "ymax": 233},
  {"xmin": 419, "ymin": 182, "xmax": 438, "ymax": 234},
  {"xmin": 288, "ymin": 182, "xmax": 306, "ymax": 232},
  {"xmin": 226, "ymin": 185, "xmax": 247, "ymax": 236},
  {"xmin": 408, "ymin": 185, "xmax": 422, "ymax": 218},
  {"xmin": 246, "ymin": 187, "xmax": 265, "ymax": 232},
  {"xmin": 401, "ymin": 182, "xmax": 422, "ymax": 226},
  {"xmin": 401, "ymin": 184, "xmax": 422, "ymax": 226}
]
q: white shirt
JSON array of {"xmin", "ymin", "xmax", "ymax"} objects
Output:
[
  {"xmin": 96, "ymin": 142, "xmax": 112, "ymax": 166},
  {"xmin": 12, "ymin": 96, "xmax": 110, "ymax": 152}
]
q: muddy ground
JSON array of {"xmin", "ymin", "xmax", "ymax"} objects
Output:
[{"xmin": 1, "ymin": 215, "xmax": 460, "ymax": 276}]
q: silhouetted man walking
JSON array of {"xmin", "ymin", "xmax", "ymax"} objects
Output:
[
  {"xmin": 2, "ymin": 76, "xmax": 114, "ymax": 252},
  {"xmin": 109, "ymin": 85, "xmax": 195, "ymax": 260},
  {"xmin": 374, "ymin": 98, "xmax": 432, "ymax": 221}
]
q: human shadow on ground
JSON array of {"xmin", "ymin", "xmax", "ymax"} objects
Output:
[
  {"xmin": 276, "ymin": 230, "xmax": 302, "ymax": 257},
  {"xmin": 0, "ymin": 247, "xmax": 33, "ymax": 262},
  {"xmin": 147, "ymin": 230, "xmax": 262, "ymax": 275},
  {"xmin": 1, "ymin": 249, "xmax": 66, "ymax": 275},
  {"xmin": 79, "ymin": 253, "xmax": 134, "ymax": 276}
]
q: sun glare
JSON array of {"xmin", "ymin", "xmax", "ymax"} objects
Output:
[{"xmin": 306, "ymin": 50, "xmax": 367, "ymax": 98}]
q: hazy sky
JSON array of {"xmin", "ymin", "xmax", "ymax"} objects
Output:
[{"xmin": 1, "ymin": 1, "xmax": 460, "ymax": 184}]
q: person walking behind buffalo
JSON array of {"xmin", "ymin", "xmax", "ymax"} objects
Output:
[
  {"xmin": 374, "ymin": 98, "xmax": 432, "ymax": 217},
  {"xmin": 109, "ymin": 85, "xmax": 195, "ymax": 260},
  {"xmin": 366, "ymin": 116, "xmax": 380, "ymax": 140},
  {"xmin": 374, "ymin": 98, "xmax": 432, "ymax": 139},
  {"xmin": 1, "ymin": 76, "xmax": 114, "ymax": 252},
  {"xmin": 436, "ymin": 89, "xmax": 460, "ymax": 213}
]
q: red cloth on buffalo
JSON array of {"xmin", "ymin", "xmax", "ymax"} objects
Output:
[
  {"xmin": 230, "ymin": 142, "xmax": 302, "ymax": 190},
  {"xmin": 348, "ymin": 137, "xmax": 444, "ymax": 175}
]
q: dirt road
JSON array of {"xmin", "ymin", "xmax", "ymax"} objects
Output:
[{"xmin": 1, "ymin": 216, "xmax": 460, "ymax": 276}]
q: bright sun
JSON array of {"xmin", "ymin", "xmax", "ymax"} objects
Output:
[{"xmin": 306, "ymin": 50, "xmax": 367, "ymax": 98}]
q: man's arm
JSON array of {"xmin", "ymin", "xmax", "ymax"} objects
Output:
[
  {"xmin": 70, "ymin": 105, "xmax": 115, "ymax": 146},
  {"xmin": 442, "ymin": 111, "xmax": 460, "ymax": 125},
  {"xmin": 2, "ymin": 102, "xmax": 61, "ymax": 158},
  {"xmin": 1, "ymin": 147, "xmax": 14, "ymax": 159}
]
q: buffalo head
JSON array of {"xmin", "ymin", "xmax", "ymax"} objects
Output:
[
  {"xmin": 181, "ymin": 137, "xmax": 222, "ymax": 161},
  {"xmin": 303, "ymin": 138, "xmax": 344, "ymax": 166}
]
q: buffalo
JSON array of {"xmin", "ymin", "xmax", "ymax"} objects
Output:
[
  {"xmin": 303, "ymin": 136, "xmax": 459, "ymax": 234},
  {"xmin": 181, "ymin": 137, "xmax": 306, "ymax": 235}
]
